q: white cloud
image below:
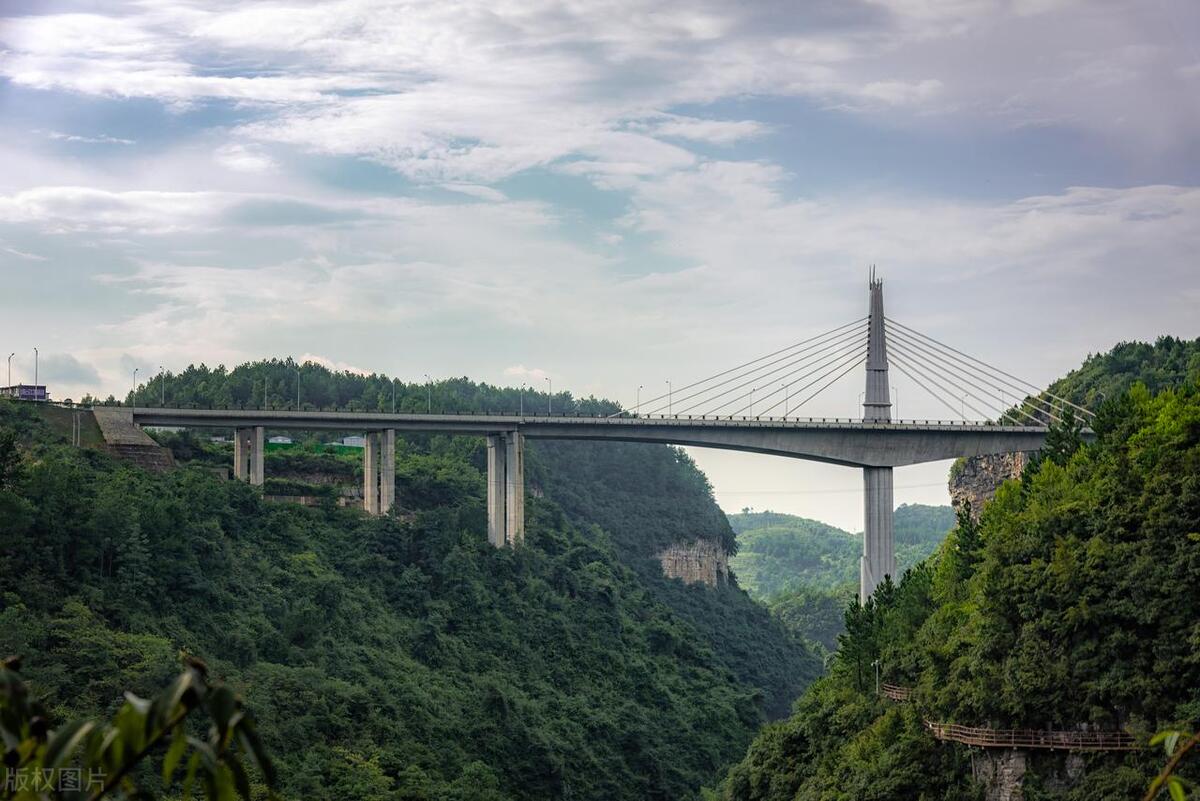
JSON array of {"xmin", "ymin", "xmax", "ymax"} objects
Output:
[
  {"xmin": 504, "ymin": 365, "xmax": 550, "ymax": 382},
  {"xmin": 214, "ymin": 144, "xmax": 277, "ymax": 173},
  {"xmin": 4, "ymin": 0, "xmax": 1193, "ymax": 189},
  {"xmin": 41, "ymin": 130, "xmax": 135, "ymax": 145}
]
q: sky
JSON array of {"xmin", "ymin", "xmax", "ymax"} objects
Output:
[{"xmin": 1, "ymin": 0, "xmax": 1199, "ymax": 530}]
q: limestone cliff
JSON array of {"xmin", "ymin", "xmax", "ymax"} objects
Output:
[
  {"xmin": 949, "ymin": 451, "xmax": 1031, "ymax": 518},
  {"xmin": 657, "ymin": 539, "xmax": 729, "ymax": 587}
]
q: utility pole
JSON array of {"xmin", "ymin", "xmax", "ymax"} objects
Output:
[
  {"xmin": 544, "ymin": 376, "xmax": 552, "ymax": 414},
  {"xmin": 424, "ymin": 374, "xmax": 432, "ymax": 413}
]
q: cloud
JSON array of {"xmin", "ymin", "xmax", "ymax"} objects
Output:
[
  {"xmin": 5, "ymin": 0, "xmax": 1194, "ymax": 190},
  {"xmin": 214, "ymin": 144, "xmax": 276, "ymax": 173},
  {"xmin": 504, "ymin": 365, "xmax": 550, "ymax": 382},
  {"xmin": 41, "ymin": 129, "xmax": 135, "ymax": 145},
  {"xmin": 34, "ymin": 353, "xmax": 102, "ymax": 385}
]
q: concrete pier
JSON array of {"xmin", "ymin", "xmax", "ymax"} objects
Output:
[
  {"xmin": 362, "ymin": 429, "xmax": 396, "ymax": 515},
  {"xmin": 233, "ymin": 426, "xmax": 264, "ymax": 486},
  {"xmin": 861, "ymin": 466, "xmax": 896, "ymax": 601},
  {"xmin": 485, "ymin": 431, "xmax": 524, "ymax": 546}
]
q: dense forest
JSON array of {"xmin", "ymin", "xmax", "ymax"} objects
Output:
[
  {"xmin": 0, "ymin": 364, "xmax": 820, "ymax": 800},
  {"xmin": 727, "ymin": 506, "xmax": 954, "ymax": 650},
  {"xmin": 715, "ymin": 338, "xmax": 1200, "ymax": 800}
]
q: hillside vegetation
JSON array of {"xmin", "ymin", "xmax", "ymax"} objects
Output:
[
  {"xmin": 0, "ymin": 364, "xmax": 820, "ymax": 801},
  {"xmin": 727, "ymin": 506, "xmax": 954, "ymax": 650},
  {"xmin": 716, "ymin": 340, "xmax": 1200, "ymax": 800}
]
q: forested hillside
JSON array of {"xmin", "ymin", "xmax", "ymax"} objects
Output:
[
  {"xmin": 716, "ymin": 358, "xmax": 1200, "ymax": 798},
  {"xmin": 0, "ymin": 363, "xmax": 820, "ymax": 800},
  {"xmin": 727, "ymin": 506, "xmax": 954, "ymax": 651}
]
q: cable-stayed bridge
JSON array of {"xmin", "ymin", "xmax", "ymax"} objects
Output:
[{"xmin": 118, "ymin": 276, "xmax": 1093, "ymax": 601}]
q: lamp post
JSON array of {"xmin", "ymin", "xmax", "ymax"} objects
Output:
[
  {"xmin": 873, "ymin": 658, "xmax": 881, "ymax": 696},
  {"xmin": 33, "ymin": 347, "xmax": 38, "ymax": 391},
  {"xmin": 424, "ymin": 374, "xmax": 432, "ymax": 413},
  {"xmin": 6, "ymin": 353, "xmax": 13, "ymax": 387},
  {"xmin": 391, "ymin": 378, "xmax": 397, "ymax": 414},
  {"xmin": 749, "ymin": 387, "xmax": 754, "ymax": 417},
  {"xmin": 961, "ymin": 394, "xmax": 967, "ymax": 421},
  {"xmin": 666, "ymin": 380, "xmax": 672, "ymax": 416},
  {"xmin": 132, "ymin": 367, "xmax": 139, "ymax": 409},
  {"xmin": 160, "ymin": 365, "xmax": 166, "ymax": 406},
  {"xmin": 891, "ymin": 385, "xmax": 898, "ymax": 421},
  {"xmin": 636, "ymin": 384, "xmax": 643, "ymax": 417},
  {"xmin": 519, "ymin": 383, "xmax": 525, "ymax": 416},
  {"xmin": 544, "ymin": 376, "xmax": 552, "ymax": 414},
  {"xmin": 781, "ymin": 383, "xmax": 789, "ymax": 418}
]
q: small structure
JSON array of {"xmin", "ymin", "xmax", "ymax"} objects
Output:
[
  {"xmin": 340, "ymin": 435, "xmax": 366, "ymax": 448},
  {"xmin": 268, "ymin": 435, "xmax": 293, "ymax": 444},
  {"xmin": 0, "ymin": 384, "xmax": 48, "ymax": 401}
]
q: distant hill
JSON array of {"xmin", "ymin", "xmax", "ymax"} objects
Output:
[
  {"xmin": 728, "ymin": 504, "xmax": 955, "ymax": 600},
  {"xmin": 728, "ymin": 505, "xmax": 954, "ymax": 652}
]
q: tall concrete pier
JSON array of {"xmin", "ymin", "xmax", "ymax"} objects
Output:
[
  {"xmin": 486, "ymin": 431, "xmax": 525, "ymax": 546},
  {"xmin": 362, "ymin": 429, "xmax": 396, "ymax": 514},
  {"xmin": 233, "ymin": 426, "xmax": 264, "ymax": 486},
  {"xmin": 860, "ymin": 274, "xmax": 896, "ymax": 602}
]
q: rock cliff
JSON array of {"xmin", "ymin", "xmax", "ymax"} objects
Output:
[
  {"xmin": 949, "ymin": 451, "xmax": 1031, "ymax": 517},
  {"xmin": 657, "ymin": 539, "xmax": 729, "ymax": 587}
]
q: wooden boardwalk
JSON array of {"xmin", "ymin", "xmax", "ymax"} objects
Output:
[
  {"xmin": 925, "ymin": 721, "xmax": 1139, "ymax": 751},
  {"xmin": 879, "ymin": 685, "xmax": 1139, "ymax": 751}
]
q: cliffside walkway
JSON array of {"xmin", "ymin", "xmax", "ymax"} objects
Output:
[
  {"xmin": 880, "ymin": 685, "xmax": 1140, "ymax": 752},
  {"xmin": 924, "ymin": 721, "xmax": 1140, "ymax": 752}
]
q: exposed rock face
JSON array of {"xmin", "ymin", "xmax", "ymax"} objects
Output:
[
  {"xmin": 949, "ymin": 452, "xmax": 1031, "ymax": 518},
  {"xmin": 657, "ymin": 540, "xmax": 729, "ymax": 587},
  {"xmin": 972, "ymin": 749, "xmax": 1027, "ymax": 801}
]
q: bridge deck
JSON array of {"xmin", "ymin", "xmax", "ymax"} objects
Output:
[{"xmin": 113, "ymin": 406, "xmax": 1065, "ymax": 468}]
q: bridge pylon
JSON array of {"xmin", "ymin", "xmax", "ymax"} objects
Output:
[{"xmin": 861, "ymin": 272, "xmax": 896, "ymax": 602}]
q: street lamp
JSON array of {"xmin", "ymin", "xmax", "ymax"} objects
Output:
[
  {"xmin": 160, "ymin": 365, "xmax": 166, "ymax": 406},
  {"xmin": 891, "ymin": 385, "xmax": 898, "ymax": 420},
  {"xmin": 961, "ymin": 394, "xmax": 968, "ymax": 421},
  {"xmin": 749, "ymin": 387, "xmax": 755, "ymax": 417},
  {"xmin": 132, "ymin": 367, "xmax": 139, "ymax": 408},
  {"xmin": 519, "ymin": 383, "xmax": 525, "ymax": 416},
  {"xmin": 544, "ymin": 376, "xmax": 552, "ymax": 414},
  {"xmin": 391, "ymin": 378, "xmax": 397, "ymax": 414},
  {"xmin": 636, "ymin": 384, "xmax": 643, "ymax": 417},
  {"xmin": 424, "ymin": 374, "xmax": 432, "ymax": 414},
  {"xmin": 781, "ymin": 383, "xmax": 789, "ymax": 418},
  {"xmin": 33, "ymin": 347, "xmax": 38, "ymax": 390},
  {"xmin": 872, "ymin": 658, "xmax": 881, "ymax": 696},
  {"xmin": 6, "ymin": 353, "xmax": 13, "ymax": 388},
  {"xmin": 666, "ymin": 380, "xmax": 672, "ymax": 416}
]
